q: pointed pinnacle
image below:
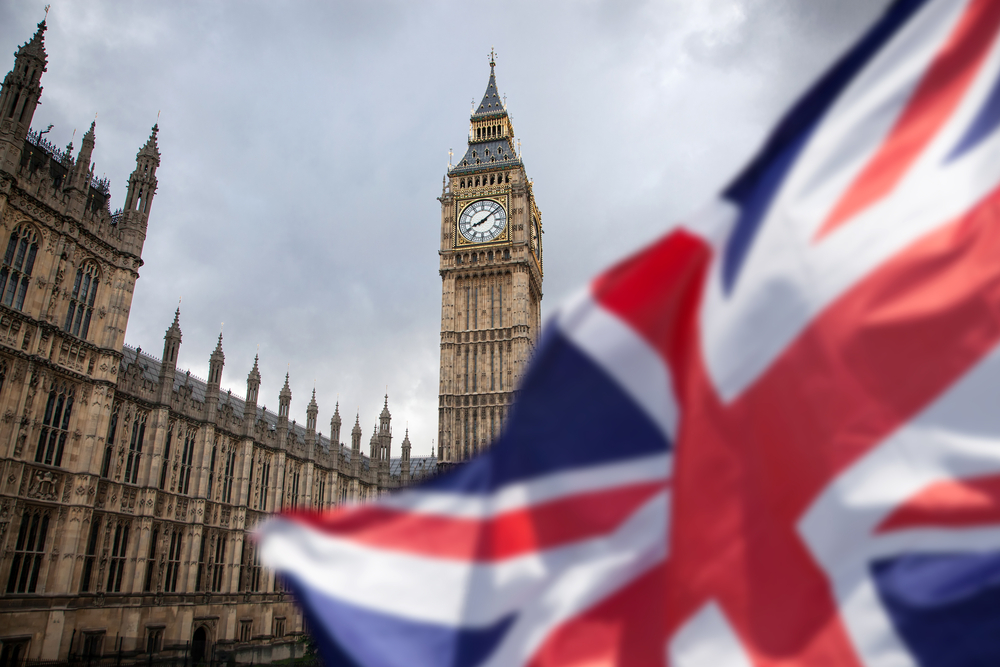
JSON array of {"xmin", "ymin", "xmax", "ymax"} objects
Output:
[{"xmin": 19, "ymin": 19, "xmax": 47, "ymax": 63}]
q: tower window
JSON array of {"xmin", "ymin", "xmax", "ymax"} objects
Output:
[
  {"xmin": 6, "ymin": 509, "xmax": 49, "ymax": 594},
  {"xmin": 207, "ymin": 441, "xmax": 217, "ymax": 498},
  {"xmin": 106, "ymin": 521, "xmax": 130, "ymax": 593},
  {"xmin": 159, "ymin": 426, "xmax": 173, "ymax": 490},
  {"xmin": 123, "ymin": 410, "xmax": 147, "ymax": 485},
  {"xmin": 0, "ymin": 225, "xmax": 38, "ymax": 312},
  {"xmin": 241, "ymin": 542, "xmax": 262, "ymax": 593},
  {"xmin": 64, "ymin": 263, "xmax": 99, "ymax": 339},
  {"xmin": 35, "ymin": 384, "xmax": 74, "ymax": 467},
  {"xmin": 80, "ymin": 516, "xmax": 101, "ymax": 592},
  {"xmin": 143, "ymin": 528, "xmax": 159, "ymax": 592},
  {"xmin": 210, "ymin": 534, "xmax": 226, "ymax": 592},
  {"xmin": 221, "ymin": 449, "xmax": 236, "ymax": 504},
  {"xmin": 102, "ymin": 405, "xmax": 119, "ymax": 478},
  {"xmin": 164, "ymin": 530, "xmax": 183, "ymax": 592},
  {"xmin": 178, "ymin": 428, "xmax": 196, "ymax": 495}
]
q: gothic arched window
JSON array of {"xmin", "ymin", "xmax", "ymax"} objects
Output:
[
  {"xmin": 123, "ymin": 410, "xmax": 147, "ymax": 485},
  {"xmin": 0, "ymin": 224, "xmax": 38, "ymax": 311},
  {"xmin": 106, "ymin": 521, "xmax": 130, "ymax": 592},
  {"xmin": 178, "ymin": 428, "xmax": 196, "ymax": 495},
  {"xmin": 64, "ymin": 262, "xmax": 99, "ymax": 338},
  {"xmin": 35, "ymin": 384, "xmax": 74, "ymax": 467},
  {"xmin": 102, "ymin": 404, "xmax": 119, "ymax": 478},
  {"xmin": 6, "ymin": 509, "xmax": 49, "ymax": 594}
]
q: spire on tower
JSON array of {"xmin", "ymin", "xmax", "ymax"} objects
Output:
[
  {"xmin": 18, "ymin": 19, "xmax": 48, "ymax": 65},
  {"xmin": 451, "ymin": 55, "xmax": 521, "ymax": 174},
  {"xmin": 472, "ymin": 55, "xmax": 504, "ymax": 119},
  {"xmin": 138, "ymin": 123, "xmax": 160, "ymax": 163}
]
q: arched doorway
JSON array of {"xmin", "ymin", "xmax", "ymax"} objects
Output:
[{"xmin": 191, "ymin": 627, "xmax": 208, "ymax": 663}]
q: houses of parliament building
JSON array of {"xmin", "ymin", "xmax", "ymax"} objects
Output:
[
  {"xmin": 0, "ymin": 19, "xmax": 448, "ymax": 664},
  {"xmin": 0, "ymin": 17, "xmax": 543, "ymax": 666}
]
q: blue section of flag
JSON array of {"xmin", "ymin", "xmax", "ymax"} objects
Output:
[
  {"xmin": 947, "ymin": 71, "xmax": 1000, "ymax": 161},
  {"xmin": 721, "ymin": 0, "xmax": 930, "ymax": 293},
  {"xmin": 288, "ymin": 576, "xmax": 516, "ymax": 667},
  {"xmin": 872, "ymin": 552, "xmax": 1000, "ymax": 665},
  {"xmin": 421, "ymin": 328, "xmax": 671, "ymax": 494}
]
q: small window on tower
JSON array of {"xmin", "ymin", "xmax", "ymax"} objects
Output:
[
  {"xmin": 64, "ymin": 262, "xmax": 100, "ymax": 339},
  {"xmin": 0, "ymin": 224, "xmax": 39, "ymax": 312}
]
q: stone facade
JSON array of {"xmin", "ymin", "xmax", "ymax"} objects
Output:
[
  {"xmin": 0, "ymin": 20, "xmax": 435, "ymax": 663},
  {"xmin": 436, "ymin": 54, "xmax": 544, "ymax": 464}
]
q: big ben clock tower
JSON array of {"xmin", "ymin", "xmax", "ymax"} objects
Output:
[{"xmin": 437, "ymin": 53, "xmax": 543, "ymax": 464}]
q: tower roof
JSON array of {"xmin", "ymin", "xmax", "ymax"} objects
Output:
[
  {"xmin": 352, "ymin": 413, "xmax": 361, "ymax": 436},
  {"xmin": 248, "ymin": 353, "xmax": 261, "ymax": 383},
  {"xmin": 16, "ymin": 20, "xmax": 47, "ymax": 66},
  {"xmin": 280, "ymin": 372, "xmax": 291, "ymax": 398},
  {"xmin": 450, "ymin": 56, "xmax": 523, "ymax": 176},
  {"xmin": 211, "ymin": 332, "xmax": 225, "ymax": 362},
  {"xmin": 165, "ymin": 307, "xmax": 182, "ymax": 339},
  {"xmin": 137, "ymin": 124, "xmax": 160, "ymax": 165},
  {"xmin": 402, "ymin": 428, "xmax": 411, "ymax": 447},
  {"xmin": 308, "ymin": 388, "xmax": 318, "ymax": 410},
  {"xmin": 380, "ymin": 394, "xmax": 391, "ymax": 420},
  {"xmin": 471, "ymin": 57, "xmax": 506, "ymax": 120},
  {"xmin": 332, "ymin": 401, "xmax": 341, "ymax": 423}
]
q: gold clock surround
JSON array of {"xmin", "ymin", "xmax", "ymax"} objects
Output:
[{"xmin": 454, "ymin": 195, "xmax": 510, "ymax": 247}]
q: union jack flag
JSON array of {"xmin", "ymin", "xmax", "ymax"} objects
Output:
[{"xmin": 259, "ymin": 0, "xmax": 1000, "ymax": 664}]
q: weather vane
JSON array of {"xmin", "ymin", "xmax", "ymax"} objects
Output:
[
  {"xmin": 44, "ymin": 5, "xmax": 50, "ymax": 19},
  {"xmin": 489, "ymin": 47, "xmax": 496, "ymax": 67}
]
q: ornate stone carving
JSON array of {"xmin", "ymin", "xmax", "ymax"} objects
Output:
[{"xmin": 26, "ymin": 469, "xmax": 61, "ymax": 501}]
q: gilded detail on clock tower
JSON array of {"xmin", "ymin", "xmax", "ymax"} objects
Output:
[{"xmin": 437, "ymin": 53, "xmax": 543, "ymax": 464}]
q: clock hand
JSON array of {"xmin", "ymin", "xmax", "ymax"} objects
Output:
[{"xmin": 473, "ymin": 214, "xmax": 493, "ymax": 229}]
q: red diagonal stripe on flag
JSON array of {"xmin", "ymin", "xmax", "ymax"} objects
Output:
[{"xmin": 817, "ymin": 0, "xmax": 1000, "ymax": 240}]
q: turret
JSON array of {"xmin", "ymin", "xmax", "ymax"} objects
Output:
[
  {"xmin": 378, "ymin": 395, "xmax": 391, "ymax": 474},
  {"xmin": 119, "ymin": 124, "xmax": 160, "ymax": 256},
  {"xmin": 245, "ymin": 354, "xmax": 261, "ymax": 434},
  {"xmin": 350, "ymin": 414, "xmax": 362, "ymax": 475},
  {"xmin": 330, "ymin": 402, "xmax": 342, "ymax": 446},
  {"xmin": 277, "ymin": 373, "xmax": 291, "ymax": 445},
  {"xmin": 401, "ymin": 429, "xmax": 412, "ymax": 485},
  {"xmin": 205, "ymin": 333, "xmax": 225, "ymax": 419},
  {"xmin": 305, "ymin": 388, "xmax": 318, "ymax": 452},
  {"xmin": 0, "ymin": 19, "xmax": 47, "ymax": 170},
  {"xmin": 157, "ymin": 308, "xmax": 181, "ymax": 404},
  {"xmin": 69, "ymin": 120, "xmax": 95, "ymax": 193},
  {"xmin": 369, "ymin": 426, "xmax": 379, "ymax": 462}
]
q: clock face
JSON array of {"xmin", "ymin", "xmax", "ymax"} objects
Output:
[{"xmin": 458, "ymin": 199, "xmax": 507, "ymax": 244}]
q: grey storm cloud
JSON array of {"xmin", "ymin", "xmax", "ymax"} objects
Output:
[{"xmin": 0, "ymin": 0, "xmax": 892, "ymax": 455}]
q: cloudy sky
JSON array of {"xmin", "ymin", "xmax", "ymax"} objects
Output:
[{"xmin": 0, "ymin": 0, "xmax": 892, "ymax": 456}]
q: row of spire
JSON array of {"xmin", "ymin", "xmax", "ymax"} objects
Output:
[{"xmin": 156, "ymin": 308, "xmax": 411, "ymax": 461}]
